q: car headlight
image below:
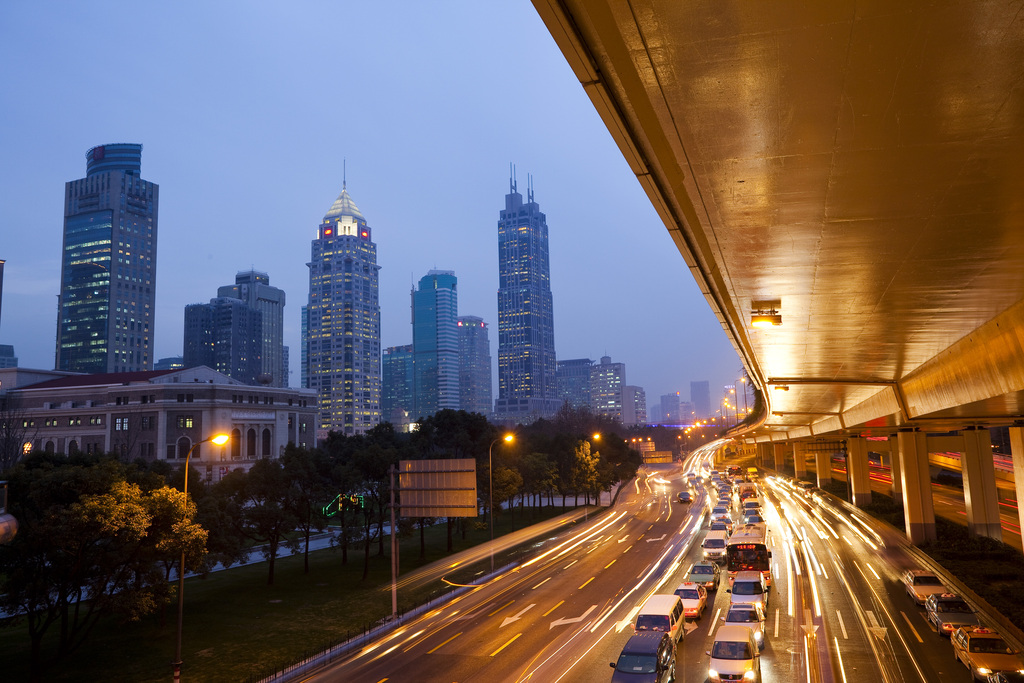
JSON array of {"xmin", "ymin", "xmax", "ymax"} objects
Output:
[
  {"xmin": 743, "ymin": 671, "xmax": 757, "ymax": 681},
  {"xmin": 976, "ymin": 667, "xmax": 992, "ymax": 675},
  {"xmin": 941, "ymin": 622, "xmax": 953, "ymax": 631},
  {"xmin": 708, "ymin": 668, "xmax": 720, "ymax": 681},
  {"xmin": 755, "ymin": 630, "xmax": 764, "ymax": 641}
]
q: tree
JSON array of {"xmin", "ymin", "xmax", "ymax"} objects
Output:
[
  {"xmin": 281, "ymin": 445, "xmax": 330, "ymax": 574},
  {"xmin": 0, "ymin": 454, "xmax": 183, "ymax": 679},
  {"xmin": 222, "ymin": 459, "xmax": 297, "ymax": 586},
  {"xmin": 572, "ymin": 440, "xmax": 600, "ymax": 505}
]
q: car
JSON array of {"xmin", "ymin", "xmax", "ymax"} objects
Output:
[
  {"xmin": 676, "ymin": 491, "xmax": 692, "ymax": 504},
  {"xmin": 609, "ymin": 632, "xmax": 677, "ymax": 683},
  {"xmin": 924, "ymin": 593, "xmax": 979, "ymax": 636},
  {"xmin": 711, "ymin": 504, "xmax": 731, "ymax": 517},
  {"xmin": 987, "ymin": 673, "xmax": 1024, "ymax": 683},
  {"xmin": 952, "ymin": 626, "xmax": 1024, "ymax": 681},
  {"xmin": 742, "ymin": 513, "xmax": 765, "ymax": 526},
  {"xmin": 707, "ymin": 623, "xmax": 762, "ymax": 683},
  {"xmin": 709, "ymin": 520, "xmax": 732, "ymax": 537},
  {"xmin": 903, "ymin": 569, "xmax": 947, "ymax": 606},
  {"xmin": 729, "ymin": 571, "xmax": 769, "ymax": 611},
  {"xmin": 673, "ymin": 581, "xmax": 708, "ymax": 620},
  {"xmin": 723, "ymin": 602, "xmax": 766, "ymax": 650},
  {"xmin": 728, "ymin": 466, "xmax": 743, "ymax": 477},
  {"xmin": 685, "ymin": 561, "xmax": 721, "ymax": 591}
]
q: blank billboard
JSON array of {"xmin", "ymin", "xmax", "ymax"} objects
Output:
[{"xmin": 398, "ymin": 458, "xmax": 478, "ymax": 518}]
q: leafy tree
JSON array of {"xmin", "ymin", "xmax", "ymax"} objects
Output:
[
  {"xmin": 221, "ymin": 459, "xmax": 297, "ymax": 585},
  {"xmin": 281, "ymin": 445, "xmax": 330, "ymax": 574},
  {"xmin": 0, "ymin": 454, "xmax": 184, "ymax": 679},
  {"xmin": 572, "ymin": 440, "xmax": 600, "ymax": 505}
]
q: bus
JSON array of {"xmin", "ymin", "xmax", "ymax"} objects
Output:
[{"xmin": 725, "ymin": 524, "xmax": 772, "ymax": 587}]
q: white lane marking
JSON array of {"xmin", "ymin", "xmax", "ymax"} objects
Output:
[
  {"xmin": 865, "ymin": 609, "xmax": 880, "ymax": 629},
  {"xmin": 501, "ymin": 604, "xmax": 536, "ymax": 628},
  {"xmin": 837, "ymin": 609, "xmax": 848, "ymax": 639},
  {"xmin": 550, "ymin": 604, "xmax": 597, "ymax": 630},
  {"xmin": 532, "ymin": 577, "xmax": 551, "ymax": 590},
  {"xmin": 774, "ymin": 608, "xmax": 780, "ymax": 638}
]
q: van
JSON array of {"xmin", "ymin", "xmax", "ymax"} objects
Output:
[
  {"xmin": 633, "ymin": 594, "xmax": 685, "ymax": 644},
  {"xmin": 701, "ymin": 530, "xmax": 729, "ymax": 563},
  {"xmin": 706, "ymin": 623, "xmax": 761, "ymax": 683}
]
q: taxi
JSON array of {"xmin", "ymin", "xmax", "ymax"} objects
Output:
[
  {"xmin": 951, "ymin": 626, "xmax": 1024, "ymax": 681},
  {"xmin": 673, "ymin": 581, "xmax": 708, "ymax": 620}
]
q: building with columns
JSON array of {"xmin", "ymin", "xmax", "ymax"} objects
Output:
[{"xmin": 0, "ymin": 366, "xmax": 316, "ymax": 482}]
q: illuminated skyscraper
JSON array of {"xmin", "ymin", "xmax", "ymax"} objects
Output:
[
  {"xmin": 457, "ymin": 315, "xmax": 492, "ymax": 415},
  {"xmin": 55, "ymin": 143, "xmax": 158, "ymax": 373},
  {"xmin": 304, "ymin": 184, "xmax": 381, "ymax": 437},
  {"xmin": 590, "ymin": 355, "xmax": 625, "ymax": 422},
  {"xmin": 382, "ymin": 344, "xmax": 413, "ymax": 424},
  {"xmin": 494, "ymin": 172, "xmax": 559, "ymax": 421},
  {"xmin": 412, "ymin": 270, "xmax": 459, "ymax": 418}
]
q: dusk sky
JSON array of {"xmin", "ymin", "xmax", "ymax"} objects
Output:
[{"xmin": 0, "ymin": 1, "xmax": 744, "ymax": 415}]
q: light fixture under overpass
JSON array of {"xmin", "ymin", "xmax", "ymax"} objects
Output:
[{"xmin": 751, "ymin": 299, "xmax": 782, "ymax": 328}]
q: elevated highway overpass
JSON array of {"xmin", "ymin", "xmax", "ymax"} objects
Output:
[{"xmin": 532, "ymin": 0, "xmax": 1024, "ymax": 546}]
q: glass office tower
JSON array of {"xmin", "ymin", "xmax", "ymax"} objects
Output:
[
  {"xmin": 218, "ymin": 270, "xmax": 287, "ymax": 387},
  {"xmin": 494, "ymin": 173, "xmax": 559, "ymax": 421},
  {"xmin": 56, "ymin": 143, "xmax": 158, "ymax": 373},
  {"xmin": 457, "ymin": 315, "xmax": 492, "ymax": 416},
  {"xmin": 412, "ymin": 270, "xmax": 459, "ymax": 418},
  {"xmin": 304, "ymin": 184, "xmax": 381, "ymax": 437}
]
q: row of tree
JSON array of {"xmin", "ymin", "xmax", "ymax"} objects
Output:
[{"xmin": 0, "ymin": 406, "xmax": 643, "ymax": 678}]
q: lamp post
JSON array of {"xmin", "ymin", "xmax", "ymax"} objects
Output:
[
  {"xmin": 173, "ymin": 433, "xmax": 229, "ymax": 683},
  {"xmin": 488, "ymin": 433, "xmax": 514, "ymax": 572}
]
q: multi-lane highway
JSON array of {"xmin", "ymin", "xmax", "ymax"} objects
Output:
[{"xmin": 304, "ymin": 444, "xmax": 1005, "ymax": 682}]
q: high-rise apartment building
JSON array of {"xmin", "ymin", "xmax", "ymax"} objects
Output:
[
  {"xmin": 183, "ymin": 297, "xmax": 262, "ymax": 385},
  {"xmin": 457, "ymin": 316, "xmax": 492, "ymax": 416},
  {"xmin": 412, "ymin": 270, "xmax": 459, "ymax": 418},
  {"xmin": 590, "ymin": 355, "xmax": 625, "ymax": 422},
  {"xmin": 690, "ymin": 380, "xmax": 711, "ymax": 419},
  {"xmin": 55, "ymin": 144, "xmax": 158, "ymax": 373},
  {"xmin": 218, "ymin": 270, "xmax": 287, "ymax": 387},
  {"xmin": 556, "ymin": 358, "xmax": 594, "ymax": 410},
  {"xmin": 622, "ymin": 385, "xmax": 647, "ymax": 426},
  {"xmin": 494, "ymin": 173, "xmax": 559, "ymax": 421},
  {"xmin": 382, "ymin": 344, "xmax": 413, "ymax": 425},
  {"xmin": 658, "ymin": 392, "xmax": 681, "ymax": 425},
  {"xmin": 304, "ymin": 184, "xmax": 381, "ymax": 437}
]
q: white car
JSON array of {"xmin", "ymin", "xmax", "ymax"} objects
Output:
[{"xmin": 903, "ymin": 569, "xmax": 947, "ymax": 606}]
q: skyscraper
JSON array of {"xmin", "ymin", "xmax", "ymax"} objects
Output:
[
  {"xmin": 494, "ymin": 172, "xmax": 558, "ymax": 421},
  {"xmin": 590, "ymin": 355, "xmax": 625, "ymax": 422},
  {"xmin": 304, "ymin": 184, "xmax": 381, "ymax": 437},
  {"xmin": 55, "ymin": 144, "xmax": 158, "ymax": 373},
  {"xmin": 183, "ymin": 297, "xmax": 262, "ymax": 385},
  {"xmin": 218, "ymin": 270, "xmax": 287, "ymax": 387},
  {"xmin": 556, "ymin": 358, "xmax": 594, "ymax": 409},
  {"xmin": 457, "ymin": 315, "xmax": 492, "ymax": 416},
  {"xmin": 622, "ymin": 385, "xmax": 647, "ymax": 426},
  {"xmin": 659, "ymin": 392, "xmax": 681, "ymax": 425},
  {"xmin": 382, "ymin": 344, "xmax": 413, "ymax": 425},
  {"xmin": 691, "ymin": 380, "xmax": 711, "ymax": 419},
  {"xmin": 412, "ymin": 270, "xmax": 459, "ymax": 418}
]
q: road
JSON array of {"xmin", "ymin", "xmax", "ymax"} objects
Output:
[{"xmin": 301, "ymin": 445, "xmax": 1003, "ymax": 682}]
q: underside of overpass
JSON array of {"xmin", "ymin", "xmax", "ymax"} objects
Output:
[{"xmin": 533, "ymin": 0, "xmax": 1024, "ymax": 544}]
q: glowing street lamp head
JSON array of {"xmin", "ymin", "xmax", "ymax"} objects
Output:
[
  {"xmin": 503, "ymin": 434, "xmax": 514, "ymax": 443},
  {"xmin": 592, "ymin": 433, "xmax": 601, "ymax": 441},
  {"xmin": 210, "ymin": 434, "xmax": 230, "ymax": 446}
]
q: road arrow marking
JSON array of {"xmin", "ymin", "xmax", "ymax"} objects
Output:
[
  {"xmin": 646, "ymin": 534, "xmax": 667, "ymax": 543},
  {"xmin": 618, "ymin": 535, "xmax": 629, "ymax": 543},
  {"xmin": 684, "ymin": 620, "xmax": 700, "ymax": 634},
  {"xmin": 501, "ymin": 603, "xmax": 536, "ymax": 628},
  {"xmin": 550, "ymin": 604, "xmax": 597, "ymax": 629}
]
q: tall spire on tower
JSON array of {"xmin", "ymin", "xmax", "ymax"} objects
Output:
[
  {"xmin": 510, "ymin": 162, "xmax": 517, "ymax": 194},
  {"xmin": 343, "ymin": 158, "xmax": 347, "ymax": 190}
]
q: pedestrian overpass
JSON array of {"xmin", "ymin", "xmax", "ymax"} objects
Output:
[{"xmin": 532, "ymin": 0, "xmax": 1024, "ymax": 545}]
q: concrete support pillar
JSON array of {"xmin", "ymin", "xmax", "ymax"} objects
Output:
[
  {"xmin": 897, "ymin": 430, "xmax": 936, "ymax": 544},
  {"xmin": 888, "ymin": 435, "xmax": 902, "ymax": 501},
  {"xmin": 793, "ymin": 441, "xmax": 807, "ymax": 479},
  {"xmin": 1009, "ymin": 427, "xmax": 1024, "ymax": 550},
  {"xmin": 961, "ymin": 427, "xmax": 1001, "ymax": 541},
  {"xmin": 815, "ymin": 447, "xmax": 832, "ymax": 487},
  {"xmin": 847, "ymin": 436, "xmax": 872, "ymax": 507},
  {"xmin": 757, "ymin": 443, "xmax": 772, "ymax": 470},
  {"xmin": 773, "ymin": 442, "xmax": 786, "ymax": 472}
]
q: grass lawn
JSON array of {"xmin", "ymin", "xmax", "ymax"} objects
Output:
[{"xmin": 0, "ymin": 504, "xmax": 581, "ymax": 682}]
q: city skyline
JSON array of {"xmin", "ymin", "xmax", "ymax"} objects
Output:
[{"xmin": 0, "ymin": 2, "xmax": 742, "ymax": 406}]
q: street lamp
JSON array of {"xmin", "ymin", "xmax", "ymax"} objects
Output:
[
  {"xmin": 173, "ymin": 433, "xmax": 229, "ymax": 683},
  {"xmin": 488, "ymin": 433, "xmax": 514, "ymax": 572}
]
